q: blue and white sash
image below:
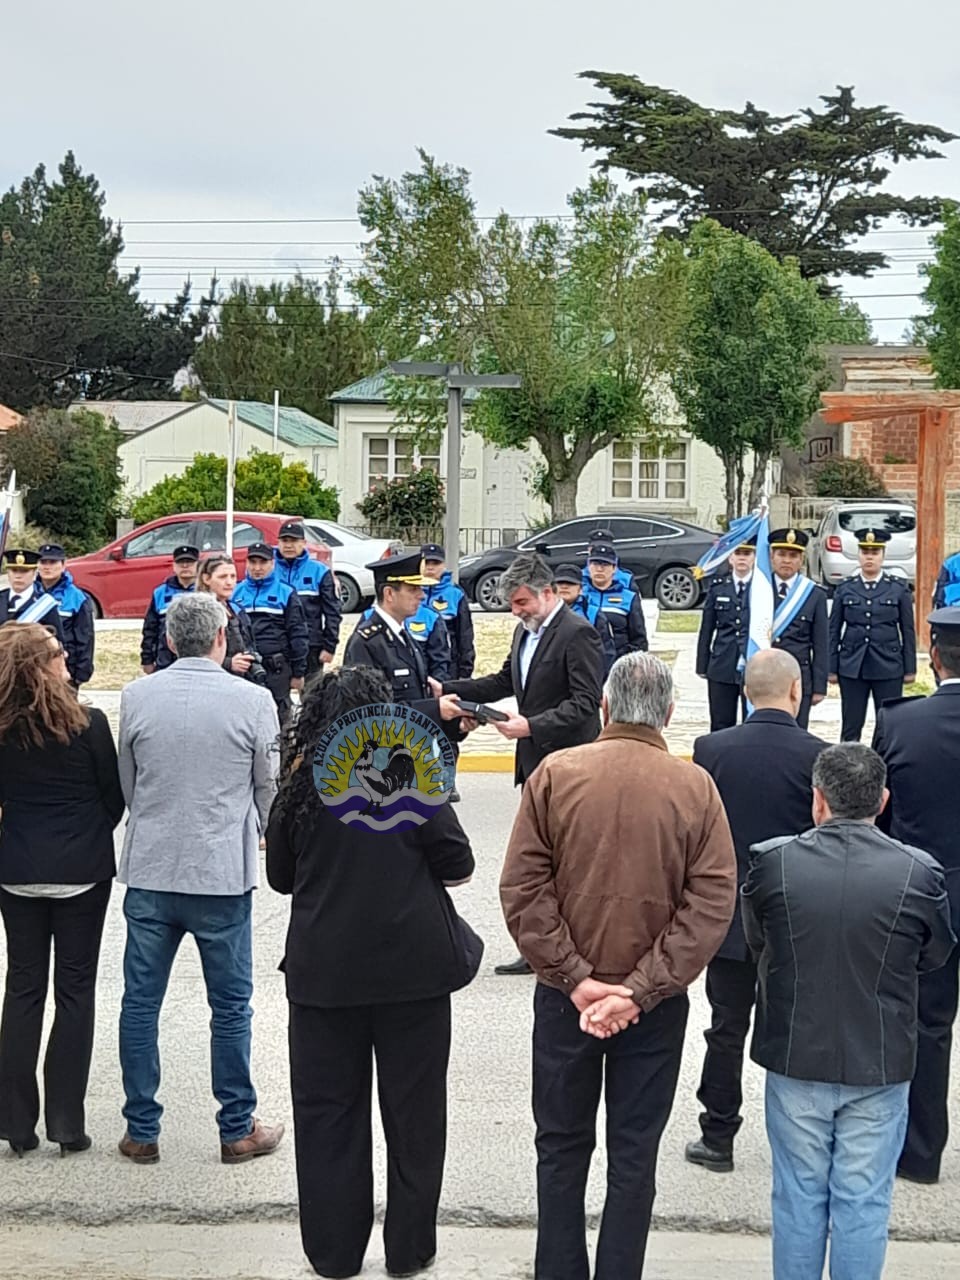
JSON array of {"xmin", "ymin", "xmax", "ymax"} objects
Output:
[
  {"xmin": 15, "ymin": 592, "xmax": 59, "ymax": 625},
  {"xmin": 771, "ymin": 575, "xmax": 816, "ymax": 640}
]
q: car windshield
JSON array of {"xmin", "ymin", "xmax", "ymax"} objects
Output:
[
  {"xmin": 837, "ymin": 510, "xmax": 916, "ymax": 534},
  {"xmin": 307, "ymin": 522, "xmax": 370, "ymax": 541}
]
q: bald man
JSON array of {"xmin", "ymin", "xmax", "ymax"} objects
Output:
[{"xmin": 685, "ymin": 649, "xmax": 827, "ymax": 1172}]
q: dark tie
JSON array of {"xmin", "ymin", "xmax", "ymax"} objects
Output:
[
  {"xmin": 737, "ymin": 582, "xmax": 745, "ymax": 600},
  {"xmin": 778, "ymin": 581, "xmax": 788, "ymax": 601}
]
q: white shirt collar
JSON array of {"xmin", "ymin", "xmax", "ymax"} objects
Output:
[
  {"xmin": 940, "ymin": 678, "xmax": 960, "ymax": 687},
  {"xmin": 373, "ymin": 603, "xmax": 406, "ymax": 640},
  {"xmin": 860, "ymin": 574, "xmax": 883, "ymax": 585},
  {"xmin": 733, "ymin": 573, "xmax": 752, "ymax": 586},
  {"xmin": 775, "ymin": 573, "xmax": 797, "ymax": 589}
]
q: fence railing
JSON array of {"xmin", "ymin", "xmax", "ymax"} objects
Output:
[{"xmin": 344, "ymin": 525, "xmax": 533, "ymax": 556}]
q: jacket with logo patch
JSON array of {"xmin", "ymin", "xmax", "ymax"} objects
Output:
[
  {"xmin": 273, "ymin": 548, "xmax": 342, "ymax": 655},
  {"xmin": 422, "ymin": 572, "xmax": 475, "ymax": 678},
  {"xmin": 232, "ymin": 570, "xmax": 308, "ymax": 675}
]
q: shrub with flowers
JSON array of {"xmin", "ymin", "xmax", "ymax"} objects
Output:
[{"xmin": 355, "ymin": 464, "xmax": 446, "ymax": 539}]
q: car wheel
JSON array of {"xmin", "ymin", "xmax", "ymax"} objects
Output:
[
  {"xmin": 87, "ymin": 595, "xmax": 104, "ymax": 620},
  {"xmin": 655, "ymin": 566, "xmax": 699, "ymax": 611},
  {"xmin": 337, "ymin": 575, "xmax": 362, "ymax": 613},
  {"xmin": 475, "ymin": 569, "xmax": 508, "ymax": 612}
]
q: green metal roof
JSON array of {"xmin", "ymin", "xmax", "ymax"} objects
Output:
[
  {"xmin": 209, "ymin": 399, "xmax": 337, "ymax": 447},
  {"xmin": 329, "ymin": 366, "xmax": 479, "ymax": 405}
]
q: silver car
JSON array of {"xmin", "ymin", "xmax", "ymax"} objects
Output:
[{"xmin": 808, "ymin": 501, "xmax": 916, "ymax": 590}]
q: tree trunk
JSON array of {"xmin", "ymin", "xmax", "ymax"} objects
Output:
[
  {"xmin": 748, "ymin": 449, "xmax": 771, "ymax": 512},
  {"xmin": 549, "ymin": 475, "xmax": 579, "ymax": 522},
  {"xmin": 723, "ymin": 455, "xmax": 738, "ymax": 524},
  {"xmin": 736, "ymin": 454, "xmax": 745, "ymax": 517}
]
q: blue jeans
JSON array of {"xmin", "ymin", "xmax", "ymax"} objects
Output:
[
  {"xmin": 765, "ymin": 1071, "xmax": 909, "ymax": 1280},
  {"xmin": 119, "ymin": 888, "xmax": 256, "ymax": 1143}
]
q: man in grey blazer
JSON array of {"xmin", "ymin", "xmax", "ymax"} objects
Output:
[{"xmin": 117, "ymin": 592, "xmax": 284, "ymax": 1166}]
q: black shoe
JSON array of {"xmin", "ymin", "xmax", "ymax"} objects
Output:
[
  {"xmin": 494, "ymin": 956, "xmax": 533, "ymax": 976},
  {"xmin": 896, "ymin": 1166, "xmax": 939, "ymax": 1185},
  {"xmin": 8, "ymin": 1135, "xmax": 39, "ymax": 1158},
  {"xmin": 684, "ymin": 1138, "xmax": 734, "ymax": 1173},
  {"xmin": 387, "ymin": 1258, "xmax": 435, "ymax": 1278},
  {"xmin": 449, "ymin": 788, "xmax": 461, "ymax": 803},
  {"xmin": 59, "ymin": 1135, "xmax": 92, "ymax": 1157}
]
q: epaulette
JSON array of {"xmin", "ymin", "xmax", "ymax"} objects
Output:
[{"xmin": 356, "ymin": 617, "xmax": 386, "ymax": 640}]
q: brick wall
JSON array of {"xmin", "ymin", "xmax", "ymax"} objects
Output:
[{"xmin": 848, "ymin": 415, "xmax": 960, "ymax": 491}]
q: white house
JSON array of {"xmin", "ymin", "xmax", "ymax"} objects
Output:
[
  {"xmin": 329, "ymin": 368, "xmax": 730, "ymax": 539},
  {"xmin": 72, "ymin": 398, "xmax": 338, "ymax": 497}
]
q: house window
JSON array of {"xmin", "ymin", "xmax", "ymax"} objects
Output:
[
  {"xmin": 366, "ymin": 435, "xmax": 441, "ymax": 488},
  {"xmin": 611, "ymin": 439, "xmax": 688, "ymax": 501}
]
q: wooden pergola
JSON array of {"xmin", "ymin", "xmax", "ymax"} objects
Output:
[{"xmin": 820, "ymin": 391, "xmax": 960, "ymax": 650}]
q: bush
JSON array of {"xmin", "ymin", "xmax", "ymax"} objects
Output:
[
  {"xmin": 7, "ymin": 522, "xmax": 60, "ymax": 553},
  {"xmin": 813, "ymin": 456, "xmax": 889, "ymax": 499},
  {"xmin": 131, "ymin": 449, "xmax": 340, "ymax": 524},
  {"xmin": 356, "ymin": 466, "xmax": 445, "ymax": 539}
]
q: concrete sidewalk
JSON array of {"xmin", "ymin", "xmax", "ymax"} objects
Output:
[{"xmin": 1, "ymin": 1224, "xmax": 957, "ymax": 1279}]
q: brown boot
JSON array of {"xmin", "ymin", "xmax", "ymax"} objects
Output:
[
  {"xmin": 220, "ymin": 1117, "xmax": 285, "ymax": 1165},
  {"xmin": 118, "ymin": 1133, "xmax": 159, "ymax": 1164}
]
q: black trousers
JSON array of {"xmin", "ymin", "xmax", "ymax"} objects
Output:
[
  {"xmin": 0, "ymin": 881, "xmax": 111, "ymax": 1146},
  {"xmin": 696, "ymin": 956, "xmax": 758, "ymax": 1151},
  {"xmin": 838, "ymin": 675, "xmax": 904, "ymax": 742},
  {"xmin": 707, "ymin": 681, "xmax": 745, "ymax": 732},
  {"xmin": 533, "ymin": 984, "xmax": 688, "ymax": 1280},
  {"xmin": 264, "ymin": 658, "xmax": 293, "ymax": 720},
  {"xmin": 305, "ymin": 647, "xmax": 327, "ymax": 680},
  {"xmin": 289, "ymin": 996, "xmax": 451, "ymax": 1279},
  {"xmin": 899, "ymin": 942, "xmax": 960, "ymax": 1182}
]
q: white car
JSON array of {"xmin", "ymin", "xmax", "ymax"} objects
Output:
[{"xmin": 304, "ymin": 520, "xmax": 404, "ymax": 613}]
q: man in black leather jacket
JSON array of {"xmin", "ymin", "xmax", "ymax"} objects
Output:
[{"xmin": 742, "ymin": 743, "xmax": 954, "ymax": 1280}]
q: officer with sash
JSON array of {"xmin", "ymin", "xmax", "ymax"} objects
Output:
[
  {"xmin": 37, "ymin": 542, "xmax": 95, "ymax": 689},
  {"xmin": 768, "ymin": 528, "xmax": 829, "ymax": 729},
  {"xmin": 0, "ymin": 548, "xmax": 66, "ymax": 644},
  {"xmin": 828, "ymin": 528, "xmax": 916, "ymax": 742},
  {"xmin": 696, "ymin": 537, "xmax": 756, "ymax": 730}
]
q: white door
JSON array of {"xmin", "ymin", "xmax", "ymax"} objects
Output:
[{"xmin": 483, "ymin": 447, "xmax": 536, "ymax": 531}]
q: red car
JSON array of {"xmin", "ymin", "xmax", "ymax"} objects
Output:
[{"xmin": 67, "ymin": 512, "xmax": 344, "ymax": 619}]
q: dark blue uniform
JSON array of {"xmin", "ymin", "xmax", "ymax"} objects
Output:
[
  {"xmin": 422, "ymin": 572, "xmax": 475, "ymax": 678},
  {"xmin": 696, "ymin": 574, "xmax": 751, "ymax": 731},
  {"xmin": 770, "ymin": 578, "xmax": 829, "ymax": 729},
  {"xmin": 567, "ymin": 594, "xmax": 617, "ymax": 675},
  {"xmin": 140, "ymin": 578, "xmax": 195, "ymax": 670},
  {"xmin": 0, "ymin": 584, "xmax": 66, "ymax": 645},
  {"xmin": 273, "ymin": 549, "xmax": 342, "ymax": 672},
  {"xmin": 360, "ymin": 602, "xmax": 452, "ymax": 682},
  {"xmin": 581, "ymin": 581, "xmax": 648, "ymax": 659},
  {"xmin": 43, "ymin": 571, "xmax": 95, "ymax": 686},
  {"xmin": 232, "ymin": 569, "xmax": 309, "ymax": 714},
  {"xmin": 829, "ymin": 572, "xmax": 916, "ymax": 741},
  {"xmin": 933, "ymin": 551, "xmax": 960, "ymax": 609},
  {"xmin": 874, "ymin": 681, "xmax": 960, "ymax": 1182}
]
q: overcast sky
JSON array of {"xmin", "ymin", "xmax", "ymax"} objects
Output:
[{"xmin": 5, "ymin": 0, "xmax": 959, "ymax": 343}]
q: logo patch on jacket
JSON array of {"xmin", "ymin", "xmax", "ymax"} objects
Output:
[
  {"xmin": 432, "ymin": 600, "xmax": 449, "ymax": 611},
  {"xmin": 408, "ymin": 622, "xmax": 427, "ymax": 634}
]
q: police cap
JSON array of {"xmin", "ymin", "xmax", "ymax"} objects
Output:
[
  {"xmin": 365, "ymin": 549, "xmax": 428, "ymax": 587},
  {"xmin": 768, "ymin": 528, "xmax": 809, "ymax": 551},
  {"xmin": 172, "ymin": 544, "xmax": 200, "ymax": 563},
  {"xmin": 588, "ymin": 527, "xmax": 615, "ymax": 544},
  {"xmin": 2, "ymin": 548, "xmax": 40, "ymax": 568},
  {"xmin": 734, "ymin": 537, "xmax": 757, "ymax": 553},
  {"xmin": 553, "ymin": 563, "xmax": 583, "ymax": 585},
  {"xmin": 928, "ymin": 606, "xmax": 960, "ymax": 643},
  {"xmin": 854, "ymin": 528, "xmax": 891, "ymax": 549},
  {"xmin": 587, "ymin": 542, "xmax": 618, "ymax": 565},
  {"xmin": 278, "ymin": 520, "xmax": 306, "ymax": 539},
  {"xmin": 420, "ymin": 542, "xmax": 445, "ymax": 561},
  {"xmin": 38, "ymin": 543, "xmax": 67, "ymax": 561},
  {"xmin": 246, "ymin": 542, "xmax": 273, "ymax": 562}
]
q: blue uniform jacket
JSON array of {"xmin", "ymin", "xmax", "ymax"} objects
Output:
[
  {"xmin": 140, "ymin": 578, "xmax": 195, "ymax": 669},
  {"xmin": 568, "ymin": 594, "xmax": 617, "ymax": 675},
  {"xmin": 829, "ymin": 573, "xmax": 916, "ymax": 681},
  {"xmin": 696, "ymin": 574, "xmax": 751, "ymax": 685},
  {"xmin": 582, "ymin": 580, "xmax": 648, "ymax": 658},
  {"xmin": 44, "ymin": 571, "xmax": 95, "ymax": 685},
  {"xmin": 0, "ymin": 583, "xmax": 66, "ymax": 647},
  {"xmin": 361, "ymin": 603, "xmax": 451, "ymax": 681},
  {"xmin": 232, "ymin": 570, "xmax": 309, "ymax": 675},
  {"xmin": 273, "ymin": 549, "xmax": 342, "ymax": 655},
  {"xmin": 422, "ymin": 572, "xmax": 475, "ymax": 678},
  {"xmin": 934, "ymin": 551, "xmax": 960, "ymax": 608},
  {"xmin": 581, "ymin": 564, "xmax": 639, "ymax": 594}
]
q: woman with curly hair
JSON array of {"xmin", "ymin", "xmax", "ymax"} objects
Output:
[
  {"xmin": 266, "ymin": 665, "xmax": 480, "ymax": 1280},
  {"xmin": 0, "ymin": 624, "xmax": 124, "ymax": 1157}
]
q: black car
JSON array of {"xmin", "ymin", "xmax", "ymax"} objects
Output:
[{"xmin": 459, "ymin": 514, "xmax": 717, "ymax": 611}]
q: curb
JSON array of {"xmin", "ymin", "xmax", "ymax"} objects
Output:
[{"xmin": 458, "ymin": 754, "xmax": 516, "ymax": 773}]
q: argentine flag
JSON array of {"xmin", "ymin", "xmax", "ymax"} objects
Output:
[
  {"xmin": 744, "ymin": 510, "xmax": 775, "ymax": 712},
  {"xmin": 693, "ymin": 512, "xmax": 764, "ymax": 582},
  {"xmin": 0, "ymin": 470, "xmax": 15, "ymax": 566}
]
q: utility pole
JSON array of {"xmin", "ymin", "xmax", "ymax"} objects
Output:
[
  {"xmin": 389, "ymin": 362, "xmax": 521, "ymax": 582},
  {"xmin": 225, "ymin": 400, "xmax": 237, "ymax": 556},
  {"xmin": 273, "ymin": 389, "xmax": 280, "ymax": 453}
]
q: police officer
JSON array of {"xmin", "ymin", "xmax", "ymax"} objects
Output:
[
  {"xmin": 582, "ymin": 541, "xmax": 648, "ymax": 658},
  {"xmin": 232, "ymin": 542, "xmax": 309, "ymax": 718},
  {"xmin": 582, "ymin": 529, "xmax": 640, "ymax": 593},
  {"xmin": 768, "ymin": 528, "xmax": 829, "ymax": 730},
  {"xmin": 696, "ymin": 538, "xmax": 755, "ymax": 731},
  {"xmin": 828, "ymin": 528, "xmax": 917, "ymax": 742},
  {"xmin": 140, "ymin": 545, "xmax": 199, "ymax": 673},
  {"xmin": 420, "ymin": 543, "xmax": 475, "ymax": 679},
  {"xmin": 554, "ymin": 563, "xmax": 617, "ymax": 675},
  {"xmin": 343, "ymin": 551, "xmax": 469, "ymax": 741},
  {"xmin": 359, "ymin": 595, "xmax": 452, "ymax": 683},
  {"xmin": 273, "ymin": 519, "xmax": 342, "ymax": 677},
  {"xmin": 37, "ymin": 543, "xmax": 95, "ymax": 689},
  {"xmin": 933, "ymin": 547, "xmax": 960, "ymax": 609},
  {"xmin": 0, "ymin": 549, "xmax": 66, "ymax": 644}
]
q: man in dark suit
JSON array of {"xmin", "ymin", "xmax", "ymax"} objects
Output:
[
  {"xmin": 873, "ymin": 606, "xmax": 960, "ymax": 1184},
  {"xmin": 439, "ymin": 551, "xmax": 604, "ymax": 974},
  {"xmin": 768, "ymin": 527, "xmax": 829, "ymax": 729},
  {"xmin": 685, "ymin": 648, "xmax": 826, "ymax": 1172},
  {"xmin": 696, "ymin": 538, "xmax": 755, "ymax": 730}
]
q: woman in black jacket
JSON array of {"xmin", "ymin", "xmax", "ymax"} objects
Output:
[
  {"xmin": 0, "ymin": 624, "xmax": 125, "ymax": 1156},
  {"xmin": 266, "ymin": 667, "xmax": 479, "ymax": 1280},
  {"xmin": 196, "ymin": 555, "xmax": 260, "ymax": 681}
]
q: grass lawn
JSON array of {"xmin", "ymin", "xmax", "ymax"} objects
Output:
[
  {"xmin": 86, "ymin": 632, "xmax": 144, "ymax": 690},
  {"xmin": 656, "ymin": 611, "xmax": 701, "ymax": 634}
]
